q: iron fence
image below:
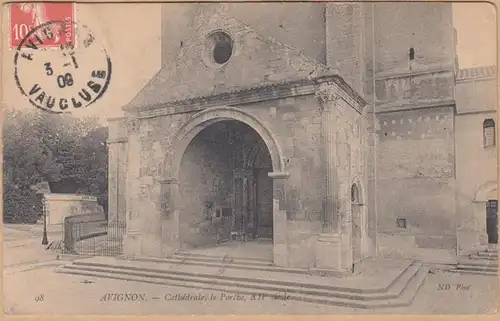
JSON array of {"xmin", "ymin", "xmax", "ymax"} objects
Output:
[{"xmin": 62, "ymin": 216, "xmax": 126, "ymax": 257}]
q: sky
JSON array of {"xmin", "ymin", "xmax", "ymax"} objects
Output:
[{"xmin": 453, "ymin": 2, "xmax": 497, "ymax": 68}]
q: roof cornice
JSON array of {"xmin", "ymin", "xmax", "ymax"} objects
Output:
[{"xmin": 126, "ymin": 71, "xmax": 367, "ymax": 118}]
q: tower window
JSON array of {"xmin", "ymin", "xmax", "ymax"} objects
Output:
[
  {"xmin": 483, "ymin": 119, "xmax": 496, "ymax": 148},
  {"xmin": 409, "ymin": 47, "xmax": 415, "ymax": 61}
]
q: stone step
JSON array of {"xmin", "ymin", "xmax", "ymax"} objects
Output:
[
  {"xmin": 477, "ymin": 251, "xmax": 498, "ymax": 259},
  {"xmin": 459, "ymin": 259, "xmax": 498, "ymax": 267},
  {"xmin": 55, "ymin": 260, "xmax": 429, "ymax": 309},
  {"xmin": 58, "ymin": 263, "xmax": 418, "ymax": 301},
  {"xmin": 449, "ymin": 269, "xmax": 498, "ymax": 276},
  {"xmin": 485, "ymin": 246, "xmax": 499, "ymax": 253},
  {"xmin": 133, "ymin": 256, "xmax": 350, "ymax": 276},
  {"xmin": 470, "ymin": 254, "xmax": 498, "ymax": 261},
  {"xmin": 456, "ymin": 264, "xmax": 497, "ymax": 273},
  {"xmin": 173, "ymin": 251, "xmax": 272, "ymax": 263},
  {"xmin": 67, "ymin": 258, "xmax": 419, "ymax": 294},
  {"xmin": 172, "ymin": 253, "xmax": 273, "ymax": 266}
]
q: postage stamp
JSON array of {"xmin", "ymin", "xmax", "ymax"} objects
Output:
[
  {"xmin": 10, "ymin": 2, "xmax": 75, "ymax": 49},
  {"xmin": 13, "ymin": 20, "xmax": 112, "ymax": 113}
]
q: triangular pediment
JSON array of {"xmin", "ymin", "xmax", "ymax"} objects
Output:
[{"xmin": 125, "ymin": 5, "xmax": 327, "ymax": 111}]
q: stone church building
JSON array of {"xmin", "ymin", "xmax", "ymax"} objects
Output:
[{"xmin": 107, "ymin": 3, "xmax": 497, "ymax": 273}]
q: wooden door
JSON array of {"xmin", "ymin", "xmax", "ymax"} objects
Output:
[{"xmin": 233, "ymin": 169, "xmax": 256, "ymax": 240}]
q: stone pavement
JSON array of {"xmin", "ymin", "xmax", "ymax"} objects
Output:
[{"xmin": 3, "ymin": 224, "xmax": 60, "ymax": 268}]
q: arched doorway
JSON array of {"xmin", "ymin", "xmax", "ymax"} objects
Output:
[
  {"xmin": 474, "ymin": 182, "xmax": 498, "ymax": 245},
  {"xmin": 485, "ymin": 187, "xmax": 498, "ymax": 245},
  {"xmin": 351, "ymin": 183, "xmax": 363, "ymax": 264},
  {"xmin": 166, "ymin": 107, "xmax": 285, "ymax": 256},
  {"xmin": 178, "ymin": 120, "xmax": 274, "ymax": 248}
]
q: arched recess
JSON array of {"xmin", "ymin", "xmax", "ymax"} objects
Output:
[
  {"xmin": 350, "ymin": 177, "xmax": 366, "ymax": 264},
  {"xmin": 166, "ymin": 106, "xmax": 285, "ymax": 180},
  {"xmin": 350, "ymin": 177, "xmax": 365, "ymax": 205},
  {"xmin": 474, "ymin": 181, "xmax": 498, "ymax": 203}
]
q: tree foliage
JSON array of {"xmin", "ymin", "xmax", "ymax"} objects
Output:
[{"xmin": 3, "ymin": 108, "xmax": 108, "ymax": 223}]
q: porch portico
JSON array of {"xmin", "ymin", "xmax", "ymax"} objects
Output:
[{"xmin": 107, "ymin": 72, "xmax": 372, "ymax": 274}]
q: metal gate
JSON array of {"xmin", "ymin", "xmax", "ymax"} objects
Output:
[{"xmin": 63, "ymin": 215, "xmax": 126, "ymax": 256}]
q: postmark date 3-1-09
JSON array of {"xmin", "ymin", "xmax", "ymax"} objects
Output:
[{"xmin": 13, "ymin": 19, "xmax": 112, "ymax": 113}]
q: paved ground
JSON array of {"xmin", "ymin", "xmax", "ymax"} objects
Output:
[
  {"xmin": 3, "ymin": 224, "xmax": 60, "ymax": 268},
  {"xmin": 3, "ymin": 224, "xmax": 499, "ymax": 315}
]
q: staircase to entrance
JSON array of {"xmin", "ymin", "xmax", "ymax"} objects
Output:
[
  {"xmin": 56, "ymin": 244, "xmax": 430, "ymax": 309},
  {"xmin": 450, "ymin": 246, "xmax": 498, "ymax": 276}
]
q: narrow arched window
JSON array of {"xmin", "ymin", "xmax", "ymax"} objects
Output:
[
  {"xmin": 483, "ymin": 119, "xmax": 496, "ymax": 148},
  {"xmin": 351, "ymin": 184, "xmax": 360, "ymax": 204}
]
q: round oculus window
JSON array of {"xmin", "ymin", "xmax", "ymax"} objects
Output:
[{"xmin": 206, "ymin": 31, "xmax": 233, "ymax": 65}]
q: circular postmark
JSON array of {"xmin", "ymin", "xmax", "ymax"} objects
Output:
[{"xmin": 13, "ymin": 20, "xmax": 112, "ymax": 113}]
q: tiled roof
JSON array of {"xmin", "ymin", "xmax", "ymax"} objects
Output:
[{"xmin": 455, "ymin": 65, "xmax": 496, "ymax": 81}]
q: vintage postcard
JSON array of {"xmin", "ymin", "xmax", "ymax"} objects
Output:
[{"xmin": 1, "ymin": 0, "xmax": 498, "ymax": 316}]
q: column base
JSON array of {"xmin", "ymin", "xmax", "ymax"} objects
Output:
[
  {"xmin": 160, "ymin": 219, "xmax": 179, "ymax": 258},
  {"xmin": 273, "ymin": 243, "xmax": 288, "ymax": 267},
  {"xmin": 123, "ymin": 230, "xmax": 142, "ymax": 258},
  {"xmin": 315, "ymin": 233, "xmax": 349, "ymax": 273},
  {"xmin": 141, "ymin": 234, "xmax": 163, "ymax": 257}
]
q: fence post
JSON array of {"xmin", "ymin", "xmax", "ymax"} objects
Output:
[{"xmin": 63, "ymin": 219, "xmax": 76, "ymax": 254}]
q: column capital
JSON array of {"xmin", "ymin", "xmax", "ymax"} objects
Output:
[
  {"xmin": 268, "ymin": 172, "xmax": 290, "ymax": 180},
  {"xmin": 126, "ymin": 118, "xmax": 140, "ymax": 135},
  {"xmin": 315, "ymin": 85, "xmax": 341, "ymax": 107}
]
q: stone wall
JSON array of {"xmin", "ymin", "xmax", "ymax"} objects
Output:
[
  {"xmin": 132, "ymin": 3, "xmax": 326, "ymax": 108},
  {"xmin": 44, "ymin": 194, "xmax": 103, "ymax": 232},
  {"xmin": 455, "ymin": 76, "xmax": 497, "ymax": 114},
  {"xmin": 376, "ymin": 106, "xmax": 457, "ymax": 254},
  {"xmin": 334, "ymin": 97, "xmax": 371, "ymax": 268},
  {"xmin": 455, "ymin": 112, "xmax": 497, "ymax": 253},
  {"xmin": 325, "ymin": 2, "xmax": 365, "ymax": 95},
  {"xmin": 178, "ymin": 124, "xmax": 231, "ymax": 248},
  {"xmin": 373, "ymin": 3, "xmax": 454, "ymax": 73},
  {"xmin": 375, "ymin": 70, "xmax": 455, "ymax": 110},
  {"xmin": 455, "ymin": 75, "xmax": 497, "ymax": 253},
  {"xmin": 225, "ymin": 3, "xmax": 326, "ymax": 64},
  {"xmin": 161, "ymin": 3, "xmax": 327, "ymax": 69}
]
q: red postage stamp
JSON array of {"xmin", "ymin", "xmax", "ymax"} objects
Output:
[{"xmin": 10, "ymin": 2, "xmax": 75, "ymax": 49}]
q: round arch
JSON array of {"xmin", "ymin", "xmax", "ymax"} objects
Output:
[
  {"xmin": 474, "ymin": 181, "xmax": 498, "ymax": 203},
  {"xmin": 166, "ymin": 106, "xmax": 285, "ymax": 179}
]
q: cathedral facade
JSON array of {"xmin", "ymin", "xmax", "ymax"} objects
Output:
[{"xmin": 106, "ymin": 3, "xmax": 497, "ymax": 273}]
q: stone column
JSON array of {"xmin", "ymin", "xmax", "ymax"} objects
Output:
[
  {"xmin": 322, "ymin": 96, "xmax": 338, "ymax": 233},
  {"xmin": 159, "ymin": 178, "xmax": 181, "ymax": 257},
  {"xmin": 139, "ymin": 176, "xmax": 163, "ymax": 257},
  {"xmin": 107, "ymin": 117, "xmax": 128, "ymax": 255},
  {"xmin": 107, "ymin": 117, "xmax": 128, "ymax": 226},
  {"xmin": 314, "ymin": 85, "xmax": 344, "ymax": 272},
  {"xmin": 268, "ymin": 172, "xmax": 289, "ymax": 267},
  {"xmin": 123, "ymin": 118, "xmax": 142, "ymax": 258}
]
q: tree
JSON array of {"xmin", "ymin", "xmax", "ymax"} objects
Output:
[{"xmin": 3, "ymin": 108, "xmax": 109, "ymax": 223}]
